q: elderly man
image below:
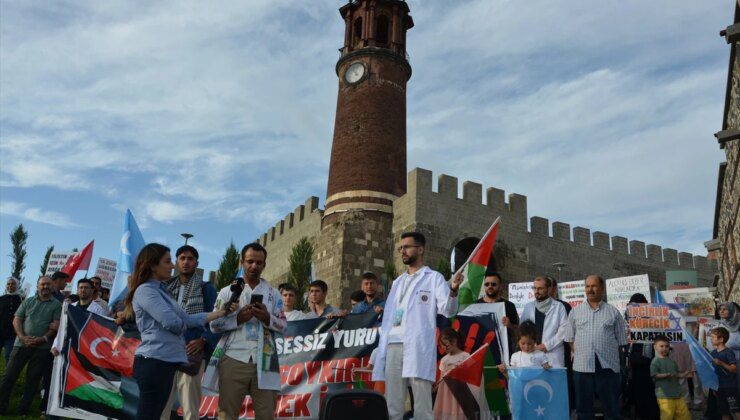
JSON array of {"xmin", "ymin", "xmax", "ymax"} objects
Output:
[
  {"xmin": 565, "ymin": 275, "xmax": 627, "ymax": 420},
  {"xmin": 520, "ymin": 276, "xmax": 569, "ymax": 367},
  {"xmin": 0, "ymin": 276, "xmax": 61, "ymax": 415}
]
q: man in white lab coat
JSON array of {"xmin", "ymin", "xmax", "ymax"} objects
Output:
[
  {"xmin": 372, "ymin": 232, "xmax": 463, "ymax": 420},
  {"xmin": 520, "ymin": 276, "xmax": 569, "ymax": 367}
]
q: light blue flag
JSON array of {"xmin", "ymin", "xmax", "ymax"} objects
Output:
[
  {"xmin": 508, "ymin": 367, "xmax": 568, "ymax": 420},
  {"xmin": 109, "ymin": 209, "xmax": 146, "ymax": 307}
]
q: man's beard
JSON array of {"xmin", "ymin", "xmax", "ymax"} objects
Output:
[
  {"xmin": 402, "ymin": 255, "xmax": 417, "ymax": 265},
  {"xmin": 485, "ymin": 290, "xmax": 497, "ymax": 299},
  {"xmin": 536, "ymin": 294, "xmax": 548, "ymax": 302}
]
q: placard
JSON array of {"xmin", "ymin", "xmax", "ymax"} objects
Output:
[
  {"xmin": 93, "ymin": 258, "xmax": 117, "ymax": 289},
  {"xmin": 508, "ymin": 282, "xmax": 534, "ymax": 317},
  {"xmin": 557, "ymin": 280, "xmax": 586, "ymax": 308},
  {"xmin": 44, "ymin": 251, "xmax": 73, "ymax": 277},
  {"xmin": 660, "ymin": 287, "xmax": 715, "ymax": 320},
  {"xmin": 626, "ymin": 303, "xmax": 686, "ymax": 343},
  {"xmin": 606, "ymin": 274, "xmax": 651, "ymax": 313}
]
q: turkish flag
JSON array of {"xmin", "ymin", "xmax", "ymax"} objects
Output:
[
  {"xmin": 61, "ymin": 240, "xmax": 94, "ymax": 281},
  {"xmin": 77, "ymin": 312, "xmax": 139, "ymax": 377},
  {"xmin": 445, "ymin": 343, "xmax": 488, "ymax": 386}
]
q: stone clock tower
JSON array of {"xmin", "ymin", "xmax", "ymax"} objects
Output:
[
  {"xmin": 316, "ymin": 0, "xmax": 414, "ymax": 304},
  {"xmin": 325, "ymin": 0, "xmax": 413, "ymax": 219}
]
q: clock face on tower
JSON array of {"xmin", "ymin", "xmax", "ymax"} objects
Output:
[{"xmin": 344, "ymin": 62, "xmax": 366, "ymax": 84}]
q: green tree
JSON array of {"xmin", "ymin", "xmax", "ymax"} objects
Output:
[
  {"xmin": 287, "ymin": 237, "xmax": 313, "ymax": 310},
  {"xmin": 436, "ymin": 257, "xmax": 452, "ymax": 280},
  {"xmin": 40, "ymin": 245, "xmax": 54, "ymax": 277},
  {"xmin": 216, "ymin": 242, "xmax": 240, "ymax": 290},
  {"xmin": 9, "ymin": 224, "xmax": 28, "ymax": 281}
]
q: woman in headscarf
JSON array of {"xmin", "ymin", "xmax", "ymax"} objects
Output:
[
  {"xmin": 0, "ymin": 277, "xmax": 23, "ymax": 365},
  {"xmin": 718, "ymin": 301, "xmax": 740, "ymax": 388},
  {"xmin": 624, "ymin": 292, "xmax": 660, "ymax": 419}
]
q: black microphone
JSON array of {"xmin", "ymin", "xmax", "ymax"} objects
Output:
[{"xmin": 225, "ymin": 278, "xmax": 245, "ymax": 313}]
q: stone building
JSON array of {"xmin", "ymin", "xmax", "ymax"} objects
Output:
[
  {"xmin": 707, "ymin": 2, "xmax": 740, "ymax": 304},
  {"xmin": 256, "ymin": 0, "xmax": 717, "ymax": 307}
]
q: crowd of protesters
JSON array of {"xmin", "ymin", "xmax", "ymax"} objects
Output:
[{"xmin": 0, "ymin": 232, "xmax": 738, "ymax": 420}]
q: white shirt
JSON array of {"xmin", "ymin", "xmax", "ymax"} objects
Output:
[
  {"xmin": 510, "ymin": 350, "xmax": 550, "ymax": 367},
  {"xmin": 520, "ymin": 298, "xmax": 569, "ymax": 368},
  {"xmin": 285, "ymin": 309, "xmax": 317, "ymax": 321},
  {"xmin": 372, "ymin": 266, "xmax": 458, "ymax": 382},
  {"xmin": 388, "ymin": 269, "xmax": 423, "ymax": 343}
]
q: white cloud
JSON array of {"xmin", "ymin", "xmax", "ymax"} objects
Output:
[{"xmin": 0, "ymin": 201, "xmax": 79, "ymax": 228}]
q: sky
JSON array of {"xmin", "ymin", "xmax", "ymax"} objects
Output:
[{"xmin": 0, "ymin": 0, "xmax": 732, "ymax": 289}]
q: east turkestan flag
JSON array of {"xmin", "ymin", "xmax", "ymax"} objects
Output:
[
  {"xmin": 456, "ymin": 217, "xmax": 500, "ymax": 309},
  {"xmin": 508, "ymin": 367, "xmax": 568, "ymax": 420}
]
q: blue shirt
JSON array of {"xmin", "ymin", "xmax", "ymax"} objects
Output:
[
  {"xmin": 132, "ymin": 280, "xmax": 207, "ymax": 363},
  {"xmin": 710, "ymin": 347, "xmax": 737, "ymax": 389},
  {"xmin": 351, "ymin": 297, "xmax": 386, "ymax": 314}
]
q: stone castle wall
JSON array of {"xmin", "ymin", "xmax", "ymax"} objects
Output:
[
  {"xmin": 257, "ymin": 167, "xmax": 717, "ymax": 306},
  {"xmin": 257, "ymin": 197, "xmax": 323, "ymax": 284},
  {"xmin": 393, "ymin": 168, "xmax": 717, "ymax": 289}
]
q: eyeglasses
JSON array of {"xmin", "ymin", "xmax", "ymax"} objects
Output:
[
  {"xmin": 484, "ymin": 282, "xmax": 497, "ymax": 287},
  {"xmin": 397, "ymin": 245, "xmax": 420, "ymax": 252}
]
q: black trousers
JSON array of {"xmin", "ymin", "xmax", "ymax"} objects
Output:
[
  {"xmin": 133, "ymin": 356, "xmax": 178, "ymax": 420},
  {"xmin": 0, "ymin": 346, "xmax": 53, "ymax": 413}
]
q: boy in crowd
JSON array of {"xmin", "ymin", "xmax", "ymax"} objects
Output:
[
  {"xmin": 709, "ymin": 327, "xmax": 739, "ymax": 420},
  {"xmin": 650, "ymin": 335, "xmax": 691, "ymax": 420}
]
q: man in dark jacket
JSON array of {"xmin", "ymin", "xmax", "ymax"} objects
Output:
[{"xmin": 0, "ymin": 277, "xmax": 23, "ymax": 366}]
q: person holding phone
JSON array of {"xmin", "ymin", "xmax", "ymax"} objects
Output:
[
  {"xmin": 207, "ymin": 242, "xmax": 286, "ymax": 420},
  {"xmin": 123, "ymin": 244, "xmax": 230, "ymax": 420}
]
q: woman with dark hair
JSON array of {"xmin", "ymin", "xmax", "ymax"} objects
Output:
[
  {"xmin": 624, "ymin": 292, "xmax": 660, "ymax": 419},
  {"xmin": 124, "ymin": 243, "xmax": 229, "ymax": 420}
]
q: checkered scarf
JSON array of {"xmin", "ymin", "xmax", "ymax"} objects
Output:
[{"xmin": 166, "ymin": 271, "xmax": 204, "ymax": 314}]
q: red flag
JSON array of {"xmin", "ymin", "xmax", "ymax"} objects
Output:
[
  {"xmin": 78, "ymin": 313, "xmax": 139, "ymax": 377},
  {"xmin": 61, "ymin": 240, "xmax": 94, "ymax": 280},
  {"xmin": 445, "ymin": 343, "xmax": 488, "ymax": 386}
]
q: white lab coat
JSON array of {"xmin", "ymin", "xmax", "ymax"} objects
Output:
[
  {"xmin": 372, "ymin": 266, "xmax": 458, "ymax": 382},
  {"xmin": 520, "ymin": 299, "xmax": 569, "ymax": 368}
]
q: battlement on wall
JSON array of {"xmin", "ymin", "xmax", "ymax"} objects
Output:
[
  {"xmin": 406, "ymin": 167, "xmax": 528, "ymax": 218},
  {"xmin": 528, "ymin": 215, "xmax": 711, "ymax": 272},
  {"xmin": 256, "ymin": 197, "xmax": 324, "ymax": 246}
]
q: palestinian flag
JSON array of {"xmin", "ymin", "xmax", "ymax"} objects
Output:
[
  {"xmin": 65, "ymin": 347, "xmax": 123, "ymax": 409},
  {"xmin": 457, "ymin": 217, "xmax": 500, "ymax": 308},
  {"xmin": 437, "ymin": 344, "xmax": 491, "ymax": 420}
]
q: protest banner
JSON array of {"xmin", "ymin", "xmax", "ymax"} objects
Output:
[
  {"xmin": 508, "ymin": 282, "xmax": 534, "ymax": 317},
  {"xmin": 606, "ymin": 274, "xmax": 651, "ymax": 313},
  {"xmin": 659, "ymin": 287, "xmax": 715, "ymax": 320},
  {"xmin": 93, "ymin": 258, "xmax": 117, "ymax": 289},
  {"xmin": 557, "ymin": 280, "xmax": 585, "ymax": 308},
  {"xmin": 50, "ymin": 303, "xmax": 510, "ymax": 419},
  {"xmin": 44, "ymin": 251, "xmax": 73, "ymax": 277},
  {"xmin": 626, "ymin": 303, "xmax": 686, "ymax": 343}
]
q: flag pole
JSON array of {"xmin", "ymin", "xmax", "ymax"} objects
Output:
[{"xmin": 452, "ymin": 216, "xmax": 501, "ymax": 277}]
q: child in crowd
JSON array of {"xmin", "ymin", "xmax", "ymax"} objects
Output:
[
  {"xmin": 433, "ymin": 327, "xmax": 470, "ymax": 420},
  {"xmin": 650, "ymin": 334, "xmax": 691, "ymax": 420},
  {"xmin": 498, "ymin": 321, "xmax": 551, "ymax": 377},
  {"xmin": 709, "ymin": 327, "xmax": 739, "ymax": 420}
]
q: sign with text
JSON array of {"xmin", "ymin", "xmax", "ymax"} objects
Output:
[
  {"xmin": 93, "ymin": 258, "xmax": 117, "ymax": 289},
  {"xmin": 508, "ymin": 282, "xmax": 534, "ymax": 317},
  {"xmin": 557, "ymin": 280, "xmax": 586, "ymax": 308},
  {"xmin": 666, "ymin": 270, "xmax": 698, "ymax": 290},
  {"xmin": 44, "ymin": 251, "xmax": 73, "ymax": 277},
  {"xmin": 606, "ymin": 274, "xmax": 651, "ymax": 313},
  {"xmin": 626, "ymin": 303, "xmax": 686, "ymax": 343}
]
